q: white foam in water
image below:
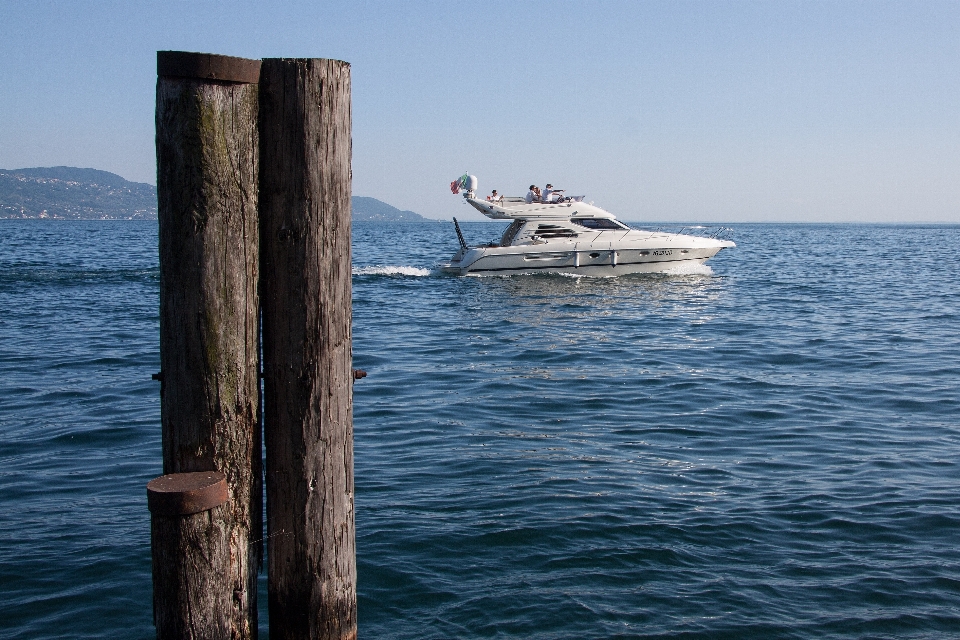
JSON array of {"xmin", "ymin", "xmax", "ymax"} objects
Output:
[
  {"xmin": 663, "ymin": 262, "xmax": 714, "ymax": 276},
  {"xmin": 353, "ymin": 265, "xmax": 432, "ymax": 277}
]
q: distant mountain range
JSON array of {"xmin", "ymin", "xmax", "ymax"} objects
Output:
[
  {"xmin": 0, "ymin": 167, "xmax": 428, "ymax": 222},
  {"xmin": 0, "ymin": 167, "xmax": 158, "ymax": 220}
]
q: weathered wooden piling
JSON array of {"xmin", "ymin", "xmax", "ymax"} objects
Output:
[
  {"xmin": 155, "ymin": 50, "xmax": 262, "ymax": 639},
  {"xmin": 148, "ymin": 472, "xmax": 232, "ymax": 640},
  {"xmin": 258, "ymin": 58, "xmax": 356, "ymax": 640}
]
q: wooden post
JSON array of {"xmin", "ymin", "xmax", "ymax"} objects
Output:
[
  {"xmin": 148, "ymin": 472, "xmax": 232, "ymax": 640},
  {"xmin": 155, "ymin": 51, "xmax": 262, "ymax": 640},
  {"xmin": 258, "ymin": 58, "xmax": 356, "ymax": 640}
]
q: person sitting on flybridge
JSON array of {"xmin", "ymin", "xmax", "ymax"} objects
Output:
[
  {"xmin": 487, "ymin": 189, "xmax": 503, "ymax": 202},
  {"xmin": 542, "ymin": 183, "xmax": 565, "ymax": 203},
  {"xmin": 525, "ymin": 185, "xmax": 542, "ymax": 203}
]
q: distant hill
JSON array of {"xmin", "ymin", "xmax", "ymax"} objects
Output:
[
  {"xmin": 0, "ymin": 167, "xmax": 158, "ymax": 219},
  {"xmin": 0, "ymin": 167, "xmax": 428, "ymax": 222},
  {"xmin": 350, "ymin": 196, "xmax": 427, "ymax": 222}
]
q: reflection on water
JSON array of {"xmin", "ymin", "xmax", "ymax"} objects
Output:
[{"xmin": 444, "ymin": 270, "xmax": 727, "ymax": 343}]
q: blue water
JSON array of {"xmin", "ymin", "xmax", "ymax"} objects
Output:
[{"xmin": 2, "ymin": 220, "xmax": 959, "ymax": 638}]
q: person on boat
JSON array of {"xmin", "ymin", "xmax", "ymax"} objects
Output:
[
  {"xmin": 542, "ymin": 183, "xmax": 564, "ymax": 203},
  {"xmin": 525, "ymin": 185, "xmax": 541, "ymax": 203},
  {"xmin": 487, "ymin": 190, "xmax": 503, "ymax": 202}
]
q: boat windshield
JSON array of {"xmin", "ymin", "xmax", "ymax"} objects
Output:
[
  {"xmin": 499, "ymin": 220, "xmax": 524, "ymax": 246},
  {"xmin": 572, "ymin": 218, "xmax": 630, "ymax": 230}
]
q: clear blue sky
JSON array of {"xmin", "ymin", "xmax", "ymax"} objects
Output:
[{"xmin": 1, "ymin": 1, "xmax": 957, "ymax": 222}]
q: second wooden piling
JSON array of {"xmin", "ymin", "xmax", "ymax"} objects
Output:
[{"xmin": 258, "ymin": 57, "xmax": 356, "ymax": 640}]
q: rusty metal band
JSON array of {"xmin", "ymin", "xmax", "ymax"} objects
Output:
[
  {"xmin": 157, "ymin": 51, "xmax": 261, "ymax": 83},
  {"xmin": 147, "ymin": 471, "xmax": 230, "ymax": 516}
]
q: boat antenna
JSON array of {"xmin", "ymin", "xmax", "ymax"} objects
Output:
[{"xmin": 453, "ymin": 217, "xmax": 469, "ymax": 250}]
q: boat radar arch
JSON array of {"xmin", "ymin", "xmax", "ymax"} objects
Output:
[{"xmin": 464, "ymin": 175, "xmax": 478, "ymax": 198}]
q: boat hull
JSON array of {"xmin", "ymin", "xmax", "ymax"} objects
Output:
[{"xmin": 440, "ymin": 244, "xmax": 727, "ymax": 276}]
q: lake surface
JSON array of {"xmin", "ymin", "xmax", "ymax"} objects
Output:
[{"xmin": 1, "ymin": 220, "xmax": 959, "ymax": 638}]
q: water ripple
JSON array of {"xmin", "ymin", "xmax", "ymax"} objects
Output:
[{"xmin": 2, "ymin": 221, "xmax": 960, "ymax": 638}]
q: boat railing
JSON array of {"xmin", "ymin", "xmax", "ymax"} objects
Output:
[
  {"xmin": 493, "ymin": 196, "xmax": 586, "ymax": 204},
  {"xmin": 452, "ymin": 217, "xmax": 469, "ymax": 249},
  {"xmin": 641, "ymin": 225, "xmax": 733, "ymax": 240}
]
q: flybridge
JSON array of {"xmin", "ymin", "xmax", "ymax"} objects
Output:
[
  {"xmin": 450, "ymin": 173, "xmax": 615, "ymax": 220},
  {"xmin": 464, "ymin": 196, "xmax": 618, "ymax": 221}
]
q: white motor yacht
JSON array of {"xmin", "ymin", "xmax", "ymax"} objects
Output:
[{"xmin": 440, "ymin": 176, "xmax": 735, "ymax": 276}]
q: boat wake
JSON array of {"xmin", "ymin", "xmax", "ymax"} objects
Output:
[
  {"xmin": 663, "ymin": 263, "xmax": 714, "ymax": 276},
  {"xmin": 353, "ymin": 265, "xmax": 433, "ymax": 277}
]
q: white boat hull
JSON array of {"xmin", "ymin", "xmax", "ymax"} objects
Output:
[{"xmin": 441, "ymin": 242, "xmax": 728, "ymax": 276}]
